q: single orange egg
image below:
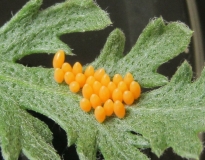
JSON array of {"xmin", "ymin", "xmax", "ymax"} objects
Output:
[
  {"xmin": 84, "ymin": 65, "xmax": 95, "ymax": 77},
  {"xmin": 94, "ymin": 68, "xmax": 105, "ymax": 81},
  {"xmin": 82, "ymin": 84, "xmax": 93, "ymax": 99},
  {"xmin": 80, "ymin": 98, "xmax": 91, "ymax": 112},
  {"xmin": 90, "ymin": 94, "xmax": 102, "ymax": 109},
  {"xmin": 92, "ymin": 81, "xmax": 102, "ymax": 95},
  {"xmin": 53, "ymin": 50, "xmax": 65, "ymax": 68},
  {"xmin": 94, "ymin": 106, "xmax": 106, "ymax": 123},
  {"xmin": 64, "ymin": 72, "xmax": 75, "ymax": 85},
  {"xmin": 113, "ymin": 100, "xmax": 125, "ymax": 118},
  {"xmin": 86, "ymin": 76, "xmax": 96, "ymax": 86},
  {"xmin": 69, "ymin": 81, "xmax": 80, "ymax": 93},
  {"xmin": 107, "ymin": 82, "xmax": 117, "ymax": 94},
  {"xmin": 101, "ymin": 74, "xmax": 110, "ymax": 86},
  {"xmin": 123, "ymin": 91, "xmax": 134, "ymax": 105},
  {"xmin": 99, "ymin": 86, "xmax": 110, "ymax": 103},
  {"xmin": 103, "ymin": 99, "xmax": 114, "ymax": 116},
  {"xmin": 75, "ymin": 73, "xmax": 86, "ymax": 88},
  {"xmin": 124, "ymin": 72, "xmax": 134, "ymax": 86},
  {"xmin": 129, "ymin": 81, "xmax": 141, "ymax": 99},
  {"xmin": 118, "ymin": 81, "xmax": 128, "ymax": 93},
  {"xmin": 54, "ymin": 68, "xmax": 64, "ymax": 83},
  {"xmin": 112, "ymin": 88, "xmax": 123, "ymax": 102},
  {"xmin": 62, "ymin": 62, "xmax": 72, "ymax": 73},
  {"xmin": 73, "ymin": 62, "xmax": 83, "ymax": 75},
  {"xmin": 113, "ymin": 74, "xmax": 123, "ymax": 86}
]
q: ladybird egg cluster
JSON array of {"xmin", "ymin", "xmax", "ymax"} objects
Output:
[{"xmin": 53, "ymin": 50, "xmax": 141, "ymax": 123}]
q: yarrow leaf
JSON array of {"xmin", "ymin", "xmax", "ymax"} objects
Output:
[
  {"xmin": 0, "ymin": 92, "xmax": 59, "ymax": 160},
  {"xmin": 0, "ymin": 0, "xmax": 203, "ymax": 160},
  {"xmin": 0, "ymin": 0, "xmax": 111, "ymax": 159},
  {"xmin": 0, "ymin": 61, "xmax": 150, "ymax": 160},
  {"xmin": 133, "ymin": 61, "xmax": 205, "ymax": 159},
  {"xmin": 0, "ymin": 0, "xmax": 111, "ymax": 62},
  {"xmin": 114, "ymin": 18, "xmax": 193, "ymax": 88}
]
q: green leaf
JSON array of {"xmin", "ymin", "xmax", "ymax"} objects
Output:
[
  {"xmin": 125, "ymin": 61, "xmax": 205, "ymax": 159},
  {"xmin": 0, "ymin": 0, "xmax": 202, "ymax": 159},
  {"xmin": 0, "ymin": 61, "xmax": 150, "ymax": 160},
  {"xmin": 91, "ymin": 28, "xmax": 125, "ymax": 73},
  {"xmin": 0, "ymin": 92, "xmax": 59, "ymax": 160},
  {"xmin": 113, "ymin": 18, "xmax": 193, "ymax": 88},
  {"xmin": 0, "ymin": 0, "xmax": 111, "ymax": 159},
  {"xmin": 0, "ymin": 0, "xmax": 111, "ymax": 62}
]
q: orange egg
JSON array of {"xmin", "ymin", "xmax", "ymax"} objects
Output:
[
  {"xmin": 62, "ymin": 62, "xmax": 72, "ymax": 73},
  {"xmin": 99, "ymin": 86, "xmax": 110, "ymax": 103},
  {"xmin": 113, "ymin": 74, "xmax": 123, "ymax": 86},
  {"xmin": 118, "ymin": 81, "xmax": 128, "ymax": 93},
  {"xmin": 103, "ymin": 99, "xmax": 114, "ymax": 116},
  {"xmin": 69, "ymin": 81, "xmax": 80, "ymax": 93},
  {"xmin": 86, "ymin": 76, "xmax": 96, "ymax": 86},
  {"xmin": 54, "ymin": 68, "xmax": 64, "ymax": 83},
  {"xmin": 53, "ymin": 50, "xmax": 65, "ymax": 68},
  {"xmin": 94, "ymin": 68, "xmax": 105, "ymax": 81},
  {"xmin": 73, "ymin": 62, "xmax": 83, "ymax": 75},
  {"xmin": 92, "ymin": 81, "xmax": 102, "ymax": 95},
  {"xmin": 90, "ymin": 94, "xmax": 102, "ymax": 109},
  {"xmin": 64, "ymin": 72, "xmax": 75, "ymax": 85},
  {"xmin": 107, "ymin": 82, "xmax": 117, "ymax": 94},
  {"xmin": 84, "ymin": 65, "xmax": 95, "ymax": 77},
  {"xmin": 80, "ymin": 98, "xmax": 91, "ymax": 112},
  {"xmin": 113, "ymin": 100, "xmax": 125, "ymax": 118},
  {"xmin": 112, "ymin": 88, "xmax": 123, "ymax": 102},
  {"xmin": 129, "ymin": 81, "xmax": 141, "ymax": 99},
  {"xmin": 124, "ymin": 72, "xmax": 134, "ymax": 86},
  {"xmin": 94, "ymin": 106, "xmax": 106, "ymax": 123},
  {"xmin": 101, "ymin": 74, "xmax": 110, "ymax": 86},
  {"xmin": 75, "ymin": 73, "xmax": 86, "ymax": 88},
  {"xmin": 82, "ymin": 84, "xmax": 93, "ymax": 99},
  {"xmin": 123, "ymin": 91, "xmax": 134, "ymax": 105}
]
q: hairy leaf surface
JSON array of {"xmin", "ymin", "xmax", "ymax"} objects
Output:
[
  {"xmin": 0, "ymin": 0, "xmax": 111, "ymax": 159},
  {"xmin": 0, "ymin": 0, "xmax": 111, "ymax": 62},
  {"xmin": 0, "ymin": 92, "xmax": 59, "ymax": 160},
  {"xmin": 114, "ymin": 18, "xmax": 192, "ymax": 88},
  {"xmin": 0, "ymin": 0, "xmax": 203, "ymax": 160}
]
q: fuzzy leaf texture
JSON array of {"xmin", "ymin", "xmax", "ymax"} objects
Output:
[
  {"xmin": 0, "ymin": 0, "xmax": 111, "ymax": 62},
  {"xmin": 92, "ymin": 18, "xmax": 193, "ymax": 88},
  {"xmin": 0, "ymin": 0, "xmax": 111, "ymax": 159},
  {"xmin": 0, "ymin": 0, "xmax": 202, "ymax": 160}
]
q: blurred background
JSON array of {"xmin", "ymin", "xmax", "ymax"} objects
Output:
[{"xmin": 0, "ymin": 0, "xmax": 205, "ymax": 159}]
